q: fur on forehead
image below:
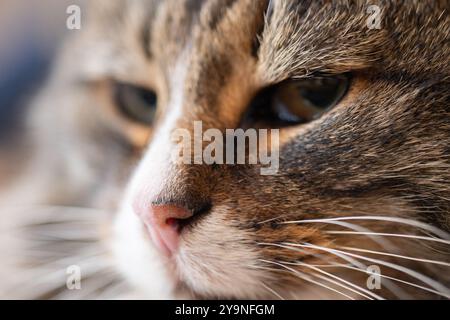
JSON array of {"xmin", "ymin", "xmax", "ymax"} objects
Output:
[
  {"xmin": 259, "ymin": 0, "xmax": 449, "ymax": 82},
  {"xmin": 89, "ymin": 0, "xmax": 449, "ymax": 83}
]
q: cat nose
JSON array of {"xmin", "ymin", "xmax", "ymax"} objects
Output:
[{"xmin": 133, "ymin": 203, "xmax": 193, "ymax": 256}]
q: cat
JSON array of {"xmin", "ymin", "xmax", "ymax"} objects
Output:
[{"xmin": 0, "ymin": 0, "xmax": 449, "ymax": 299}]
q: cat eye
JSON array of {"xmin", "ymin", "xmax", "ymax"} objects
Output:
[
  {"xmin": 113, "ymin": 82, "xmax": 157, "ymax": 125},
  {"xmin": 244, "ymin": 75, "xmax": 350, "ymax": 127}
]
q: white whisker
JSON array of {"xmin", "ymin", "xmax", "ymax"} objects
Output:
[
  {"xmin": 281, "ymin": 216, "xmax": 450, "ymax": 240},
  {"xmin": 261, "ymin": 282, "xmax": 285, "ymax": 300},
  {"xmin": 339, "ymin": 246, "xmax": 450, "ymax": 267},
  {"xmin": 258, "ymin": 242, "xmax": 366, "ymax": 269},
  {"xmin": 260, "ymin": 259, "xmax": 355, "ymax": 300},
  {"xmin": 282, "ymin": 260, "xmax": 384, "ymax": 300},
  {"xmin": 326, "ymin": 231, "xmax": 450, "ymax": 245},
  {"xmin": 312, "ymin": 263, "xmax": 450, "ymax": 298},
  {"xmin": 284, "ymin": 242, "xmax": 450, "ymax": 298},
  {"xmin": 303, "ymin": 220, "xmax": 395, "ymax": 249},
  {"xmin": 258, "ymin": 242, "xmax": 409, "ymax": 299}
]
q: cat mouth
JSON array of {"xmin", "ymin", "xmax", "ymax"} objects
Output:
[
  {"xmin": 141, "ymin": 223, "xmax": 178, "ymax": 257},
  {"xmin": 145, "ymin": 225, "xmax": 175, "ymax": 257},
  {"xmin": 141, "ymin": 222, "xmax": 197, "ymax": 295},
  {"xmin": 133, "ymin": 208, "xmax": 264, "ymax": 299}
]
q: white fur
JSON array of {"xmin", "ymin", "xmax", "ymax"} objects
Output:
[{"xmin": 112, "ymin": 47, "xmax": 189, "ymax": 299}]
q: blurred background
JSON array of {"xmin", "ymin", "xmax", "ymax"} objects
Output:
[{"xmin": 0, "ymin": 0, "xmax": 84, "ymax": 141}]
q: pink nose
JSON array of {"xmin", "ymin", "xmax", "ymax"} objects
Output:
[{"xmin": 134, "ymin": 203, "xmax": 193, "ymax": 256}]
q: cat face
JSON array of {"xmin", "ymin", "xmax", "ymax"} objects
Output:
[{"xmin": 13, "ymin": 0, "xmax": 450, "ymax": 299}]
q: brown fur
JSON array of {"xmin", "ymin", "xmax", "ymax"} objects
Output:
[{"xmin": 1, "ymin": 0, "xmax": 449, "ymax": 299}]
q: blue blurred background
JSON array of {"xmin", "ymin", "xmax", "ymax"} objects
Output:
[{"xmin": 0, "ymin": 0, "xmax": 84, "ymax": 141}]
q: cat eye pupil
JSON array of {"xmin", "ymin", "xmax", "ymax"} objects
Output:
[
  {"xmin": 244, "ymin": 74, "xmax": 350, "ymax": 128},
  {"xmin": 114, "ymin": 82, "xmax": 157, "ymax": 125},
  {"xmin": 297, "ymin": 78, "xmax": 347, "ymax": 109}
]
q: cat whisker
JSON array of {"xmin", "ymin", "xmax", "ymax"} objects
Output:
[
  {"xmin": 49, "ymin": 269, "xmax": 124, "ymax": 299},
  {"xmin": 303, "ymin": 220, "xmax": 396, "ymax": 250},
  {"xmin": 10, "ymin": 257, "xmax": 118, "ymax": 299},
  {"xmin": 25, "ymin": 231, "xmax": 101, "ymax": 242},
  {"xmin": 0, "ymin": 203, "xmax": 124, "ymax": 299},
  {"xmin": 258, "ymin": 242, "xmax": 409, "ymax": 299},
  {"xmin": 257, "ymin": 216, "xmax": 286, "ymax": 225},
  {"xmin": 258, "ymin": 243, "xmax": 398, "ymax": 298},
  {"xmin": 91, "ymin": 278, "xmax": 130, "ymax": 299},
  {"xmin": 259, "ymin": 259, "xmax": 356, "ymax": 300},
  {"xmin": 259, "ymin": 219, "xmax": 397, "ymax": 260},
  {"xmin": 1, "ymin": 205, "xmax": 109, "ymax": 235},
  {"xmin": 257, "ymin": 242, "xmax": 366, "ymax": 269},
  {"xmin": 0, "ymin": 204, "xmax": 108, "ymax": 217},
  {"xmin": 66, "ymin": 270, "xmax": 124, "ymax": 299},
  {"xmin": 261, "ymin": 282, "xmax": 285, "ymax": 300},
  {"xmin": 22, "ymin": 247, "xmax": 107, "ymax": 264},
  {"xmin": 280, "ymin": 216, "xmax": 450, "ymax": 240},
  {"xmin": 0, "ymin": 204, "xmax": 108, "ymax": 212},
  {"xmin": 310, "ymin": 263, "xmax": 450, "ymax": 298},
  {"xmin": 326, "ymin": 230, "xmax": 450, "ymax": 246},
  {"xmin": 282, "ymin": 242, "xmax": 450, "ymax": 298},
  {"xmin": 258, "ymin": 246, "xmax": 381, "ymax": 299},
  {"xmin": 338, "ymin": 246, "xmax": 450, "ymax": 267},
  {"xmin": 280, "ymin": 260, "xmax": 383, "ymax": 300},
  {"xmin": 415, "ymin": 239, "xmax": 450, "ymax": 255}
]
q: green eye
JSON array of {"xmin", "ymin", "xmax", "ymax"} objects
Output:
[
  {"xmin": 114, "ymin": 82, "xmax": 157, "ymax": 125},
  {"xmin": 245, "ymin": 75, "xmax": 350, "ymax": 127}
]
